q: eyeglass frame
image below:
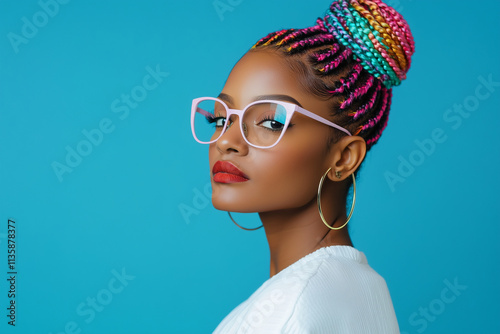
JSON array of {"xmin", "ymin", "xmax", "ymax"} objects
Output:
[{"xmin": 191, "ymin": 97, "xmax": 352, "ymax": 149}]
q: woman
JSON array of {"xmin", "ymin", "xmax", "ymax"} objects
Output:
[{"xmin": 191, "ymin": 0, "xmax": 414, "ymax": 332}]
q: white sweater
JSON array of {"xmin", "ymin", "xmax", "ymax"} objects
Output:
[{"xmin": 213, "ymin": 246, "xmax": 399, "ymax": 333}]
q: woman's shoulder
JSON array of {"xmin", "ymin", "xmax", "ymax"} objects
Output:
[
  {"xmin": 212, "ymin": 246, "xmax": 399, "ymax": 333},
  {"xmin": 302, "ymin": 245, "xmax": 388, "ymax": 288},
  {"xmin": 279, "ymin": 245, "xmax": 399, "ymax": 333},
  {"xmin": 260, "ymin": 245, "xmax": 385, "ymax": 299},
  {"xmin": 272, "ymin": 245, "xmax": 378, "ymax": 286},
  {"xmin": 293, "ymin": 245, "xmax": 394, "ymax": 306}
]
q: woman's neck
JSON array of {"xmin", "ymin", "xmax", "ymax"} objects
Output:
[{"xmin": 259, "ymin": 196, "xmax": 353, "ymax": 278}]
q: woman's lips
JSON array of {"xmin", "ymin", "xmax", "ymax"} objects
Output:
[{"xmin": 212, "ymin": 161, "xmax": 249, "ymax": 183}]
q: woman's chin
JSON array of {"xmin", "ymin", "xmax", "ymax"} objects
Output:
[
  {"xmin": 212, "ymin": 201, "xmax": 246, "ymax": 213},
  {"xmin": 211, "ymin": 187, "xmax": 247, "ymax": 211},
  {"xmin": 211, "ymin": 197, "xmax": 258, "ymax": 213}
]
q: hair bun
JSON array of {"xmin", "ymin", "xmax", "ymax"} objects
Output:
[{"xmin": 319, "ymin": 0, "xmax": 415, "ymax": 88}]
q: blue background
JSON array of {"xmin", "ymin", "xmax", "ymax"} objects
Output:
[{"xmin": 1, "ymin": 0, "xmax": 499, "ymax": 333}]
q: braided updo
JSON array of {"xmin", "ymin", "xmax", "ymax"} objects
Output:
[{"xmin": 251, "ymin": 0, "xmax": 415, "ymax": 151}]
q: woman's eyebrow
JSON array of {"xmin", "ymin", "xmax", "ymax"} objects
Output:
[
  {"xmin": 254, "ymin": 94, "xmax": 303, "ymax": 107},
  {"xmin": 217, "ymin": 93, "xmax": 233, "ymax": 104},
  {"xmin": 216, "ymin": 93, "xmax": 303, "ymax": 107}
]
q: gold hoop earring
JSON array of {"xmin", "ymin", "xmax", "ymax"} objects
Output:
[
  {"xmin": 317, "ymin": 167, "xmax": 356, "ymax": 230},
  {"xmin": 227, "ymin": 212, "xmax": 263, "ymax": 231}
]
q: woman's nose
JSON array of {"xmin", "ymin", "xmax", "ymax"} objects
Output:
[{"xmin": 215, "ymin": 116, "xmax": 249, "ymax": 155}]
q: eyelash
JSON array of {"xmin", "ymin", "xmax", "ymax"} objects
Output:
[
  {"xmin": 205, "ymin": 112, "xmax": 225, "ymax": 127},
  {"xmin": 205, "ymin": 113, "xmax": 295, "ymax": 130},
  {"xmin": 259, "ymin": 115, "xmax": 284, "ymax": 132}
]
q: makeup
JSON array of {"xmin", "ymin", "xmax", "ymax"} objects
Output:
[{"xmin": 212, "ymin": 160, "xmax": 249, "ymax": 183}]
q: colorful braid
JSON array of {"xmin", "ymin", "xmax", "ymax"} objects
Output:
[{"xmin": 251, "ymin": 0, "xmax": 414, "ymax": 150}]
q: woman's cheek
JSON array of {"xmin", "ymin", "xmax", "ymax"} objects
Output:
[{"xmin": 253, "ymin": 149, "xmax": 321, "ymax": 207}]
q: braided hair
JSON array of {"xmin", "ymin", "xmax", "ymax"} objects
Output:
[{"xmin": 251, "ymin": 0, "xmax": 415, "ymax": 151}]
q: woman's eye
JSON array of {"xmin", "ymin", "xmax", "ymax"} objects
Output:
[
  {"xmin": 206, "ymin": 115, "xmax": 226, "ymax": 127},
  {"xmin": 214, "ymin": 117, "xmax": 226, "ymax": 127},
  {"xmin": 259, "ymin": 119, "xmax": 284, "ymax": 131}
]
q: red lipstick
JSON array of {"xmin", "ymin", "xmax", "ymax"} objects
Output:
[{"xmin": 212, "ymin": 161, "xmax": 249, "ymax": 183}]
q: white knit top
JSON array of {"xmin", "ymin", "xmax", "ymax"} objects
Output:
[{"xmin": 213, "ymin": 246, "xmax": 399, "ymax": 333}]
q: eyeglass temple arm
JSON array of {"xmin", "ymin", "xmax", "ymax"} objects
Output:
[
  {"xmin": 196, "ymin": 107, "xmax": 212, "ymax": 118},
  {"xmin": 295, "ymin": 106, "xmax": 352, "ymax": 136}
]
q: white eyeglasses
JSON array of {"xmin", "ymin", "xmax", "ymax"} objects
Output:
[{"xmin": 191, "ymin": 97, "xmax": 351, "ymax": 149}]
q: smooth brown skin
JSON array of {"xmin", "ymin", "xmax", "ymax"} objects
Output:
[{"xmin": 209, "ymin": 49, "xmax": 367, "ymax": 277}]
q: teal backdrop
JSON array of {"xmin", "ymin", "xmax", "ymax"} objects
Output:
[{"xmin": 1, "ymin": 0, "xmax": 499, "ymax": 333}]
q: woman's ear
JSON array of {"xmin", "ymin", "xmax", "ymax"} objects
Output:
[{"xmin": 326, "ymin": 135, "xmax": 366, "ymax": 181}]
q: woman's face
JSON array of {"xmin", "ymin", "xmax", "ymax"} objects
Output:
[{"xmin": 209, "ymin": 49, "xmax": 339, "ymax": 213}]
